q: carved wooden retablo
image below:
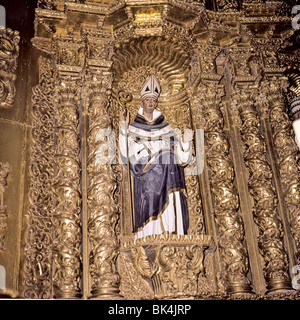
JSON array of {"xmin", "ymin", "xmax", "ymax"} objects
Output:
[{"xmin": 0, "ymin": 0, "xmax": 300, "ymax": 300}]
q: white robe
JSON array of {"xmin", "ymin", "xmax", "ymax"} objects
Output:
[{"xmin": 119, "ymin": 108, "xmax": 192, "ymax": 239}]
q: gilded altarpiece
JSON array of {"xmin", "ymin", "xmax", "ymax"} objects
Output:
[{"xmin": 0, "ymin": 0, "xmax": 300, "ymax": 299}]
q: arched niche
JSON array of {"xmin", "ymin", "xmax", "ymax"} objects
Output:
[{"xmin": 110, "ymin": 35, "xmax": 205, "ymax": 239}]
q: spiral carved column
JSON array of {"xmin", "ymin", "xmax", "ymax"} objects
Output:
[
  {"xmin": 52, "ymin": 76, "xmax": 82, "ymax": 298},
  {"xmin": 86, "ymin": 71, "xmax": 121, "ymax": 299},
  {"xmin": 262, "ymin": 80, "xmax": 300, "ymax": 265},
  {"xmin": 237, "ymin": 88, "xmax": 291, "ymax": 292},
  {"xmin": 200, "ymin": 84, "xmax": 252, "ymax": 294}
]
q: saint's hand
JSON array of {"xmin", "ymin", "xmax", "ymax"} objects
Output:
[{"xmin": 183, "ymin": 129, "xmax": 194, "ymax": 143}]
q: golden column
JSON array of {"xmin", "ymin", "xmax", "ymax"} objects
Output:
[
  {"xmin": 84, "ymin": 34, "xmax": 122, "ymax": 299},
  {"xmin": 86, "ymin": 75, "xmax": 121, "ymax": 299},
  {"xmin": 199, "ymin": 83, "xmax": 252, "ymax": 294},
  {"xmin": 259, "ymin": 78, "xmax": 300, "ymax": 268},
  {"xmin": 236, "ymin": 87, "xmax": 291, "ymax": 292},
  {"xmin": 52, "ymin": 73, "xmax": 83, "ymax": 299},
  {"xmin": 221, "ymin": 38, "xmax": 294, "ymax": 293}
]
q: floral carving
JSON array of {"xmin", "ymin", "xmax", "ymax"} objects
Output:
[
  {"xmin": 86, "ymin": 70, "xmax": 121, "ymax": 298},
  {"xmin": 0, "ymin": 28, "xmax": 20, "ymax": 107},
  {"xmin": 24, "ymin": 57, "xmax": 55, "ymax": 299},
  {"xmin": 200, "ymin": 83, "xmax": 252, "ymax": 294},
  {"xmin": 120, "ymin": 234, "xmax": 214, "ymax": 299},
  {"xmin": 52, "ymin": 77, "xmax": 82, "ymax": 298},
  {"xmin": 236, "ymin": 87, "xmax": 291, "ymax": 291},
  {"xmin": 260, "ymin": 79, "xmax": 300, "ymax": 265}
]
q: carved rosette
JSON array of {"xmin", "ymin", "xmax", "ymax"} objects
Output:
[
  {"xmin": 86, "ymin": 71, "xmax": 121, "ymax": 298},
  {"xmin": 261, "ymin": 79, "xmax": 300, "ymax": 265},
  {"xmin": 52, "ymin": 76, "xmax": 82, "ymax": 298},
  {"xmin": 236, "ymin": 87, "xmax": 291, "ymax": 292},
  {"xmin": 24, "ymin": 57, "xmax": 55, "ymax": 299},
  {"xmin": 200, "ymin": 84, "xmax": 252, "ymax": 294},
  {"xmin": 0, "ymin": 28, "xmax": 20, "ymax": 108}
]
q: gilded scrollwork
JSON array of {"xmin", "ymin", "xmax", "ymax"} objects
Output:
[
  {"xmin": 118, "ymin": 251, "xmax": 154, "ymax": 300},
  {"xmin": 235, "ymin": 86, "xmax": 291, "ymax": 291},
  {"xmin": 120, "ymin": 234, "xmax": 214, "ymax": 299},
  {"xmin": 52, "ymin": 77, "xmax": 82, "ymax": 298},
  {"xmin": 216, "ymin": 0, "xmax": 239, "ymax": 12},
  {"xmin": 259, "ymin": 79, "xmax": 300, "ymax": 265},
  {"xmin": 200, "ymin": 83, "xmax": 252, "ymax": 294},
  {"xmin": 86, "ymin": 70, "xmax": 121, "ymax": 298},
  {"xmin": 24, "ymin": 57, "xmax": 55, "ymax": 299},
  {"xmin": 19, "ymin": 0, "xmax": 300, "ymax": 301},
  {"xmin": 156, "ymin": 244, "xmax": 204, "ymax": 295},
  {"xmin": 0, "ymin": 28, "xmax": 20, "ymax": 108}
]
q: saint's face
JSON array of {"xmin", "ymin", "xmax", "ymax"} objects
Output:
[{"xmin": 142, "ymin": 97, "xmax": 158, "ymax": 114}]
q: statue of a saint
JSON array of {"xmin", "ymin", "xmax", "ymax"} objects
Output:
[{"xmin": 119, "ymin": 75, "xmax": 194, "ymax": 239}]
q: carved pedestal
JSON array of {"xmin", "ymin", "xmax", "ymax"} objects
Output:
[{"xmin": 119, "ymin": 234, "xmax": 216, "ymax": 300}]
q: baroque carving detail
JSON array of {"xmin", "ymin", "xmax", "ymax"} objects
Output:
[
  {"xmin": 52, "ymin": 76, "xmax": 82, "ymax": 298},
  {"xmin": 200, "ymin": 83, "xmax": 252, "ymax": 294},
  {"xmin": 260, "ymin": 79, "xmax": 300, "ymax": 265},
  {"xmin": 235, "ymin": 87, "xmax": 291, "ymax": 291},
  {"xmin": 119, "ymin": 234, "xmax": 215, "ymax": 299},
  {"xmin": 0, "ymin": 162, "xmax": 10, "ymax": 252},
  {"xmin": 25, "ymin": 0, "xmax": 300, "ymax": 301},
  {"xmin": 24, "ymin": 57, "xmax": 55, "ymax": 299},
  {"xmin": 86, "ymin": 70, "xmax": 121, "ymax": 298},
  {"xmin": 0, "ymin": 28, "xmax": 20, "ymax": 108}
]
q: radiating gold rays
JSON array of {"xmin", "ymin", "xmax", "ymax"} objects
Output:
[{"xmin": 112, "ymin": 36, "xmax": 191, "ymax": 99}]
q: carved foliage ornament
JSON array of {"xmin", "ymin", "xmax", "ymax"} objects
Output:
[
  {"xmin": 24, "ymin": 57, "xmax": 55, "ymax": 299},
  {"xmin": 0, "ymin": 28, "xmax": 20, "ymax": 107},
  {"xmin": 199, "ymin": 84, "xmax": 252, "ymax": 294},
  {"xmin": 260, "ymin": 79, "xmax": 300, "ymax": 265},
  {"xmin": 52, "ymin": 76, "xmax": 83, "ymax": 298},
  {"xmin": 119, "ymin": 235, "xmax": 215, "ymax": 299},
  {"xmin": 235, "ymin": 87, "xmax": 291, "ymax": 290},
  {"xmin": 86, "ymin": 70, "xmax": 121, "ymax": 298}
]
